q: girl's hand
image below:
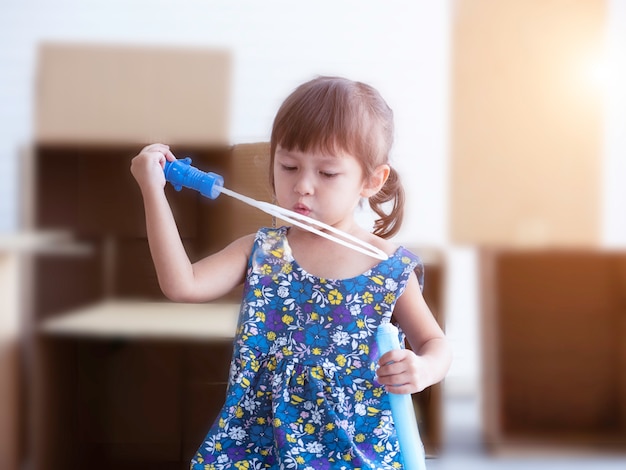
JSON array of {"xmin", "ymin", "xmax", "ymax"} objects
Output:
[
  {"xmin": 376, "ymin": 348, "xmax": 430, "ymax": 395},
  {"xmin": 130, "ymin": 143, "xmax": 176, "ymax": 194}
]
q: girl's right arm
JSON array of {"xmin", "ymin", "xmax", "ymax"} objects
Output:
[{"xmin": 130, "ymin": 143, "xmax": 252, "ymax": 303}]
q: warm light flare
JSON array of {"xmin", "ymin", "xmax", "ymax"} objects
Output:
[
  {"xmin": 580, "ymin": 40, "xmax": 626, "ymax": 101},
  {"xmin": 585, "ymin": 52, "xmax": 610, "ymax": 90}
]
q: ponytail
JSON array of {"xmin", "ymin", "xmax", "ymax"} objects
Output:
[{"xmin": 369, "ymin": 166, "xmax": 404, "ymax": 239}]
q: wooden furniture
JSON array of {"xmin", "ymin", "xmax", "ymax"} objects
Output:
[
  {"xmin": 481, "ymin": 249, "xmax": 626, "ymax": 454},
  {"xmin": 35, "ymin": 302, "xmax": 239, "ymax": 470},
  {"xmin": 1, "ymin": 242, "xmax": 23, "ymax": 470},
  {"xmin": 1, "ymin": 232, "xmax": 91, "ymax": 470}
]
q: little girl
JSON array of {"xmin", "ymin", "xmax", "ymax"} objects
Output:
[{"xmin": 131, "ymin": 76, "xmax": 451, "ymax": 469}]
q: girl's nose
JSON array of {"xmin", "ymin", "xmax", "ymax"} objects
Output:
[{"xmin": 293, "ymin": 173, "xmax": 314, "ymax": 196}]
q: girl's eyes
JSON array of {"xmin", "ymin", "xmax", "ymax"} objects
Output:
[{"xmin": 280, "ymin": 165, "xmax": 338, "ymax": 178}]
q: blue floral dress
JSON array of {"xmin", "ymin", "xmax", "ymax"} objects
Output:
[{"xmin": 191, "ymin": 227, "xmax": 423, "ymax": 470}]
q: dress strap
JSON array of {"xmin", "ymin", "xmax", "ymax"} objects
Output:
[{"xmin": 250, "ymin": 227, "xmax": 293, "ymax": 276}]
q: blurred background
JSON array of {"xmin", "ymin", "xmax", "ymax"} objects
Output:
[{"xmin": 1, "ymin": 0, "xmax": 626, "ymax": 469}]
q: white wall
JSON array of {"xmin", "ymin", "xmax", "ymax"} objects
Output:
[{"xmin": 604, "ymin": 0, "xmax": 626, "ymax": 247}]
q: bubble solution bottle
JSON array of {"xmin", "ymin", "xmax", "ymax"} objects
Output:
[{"xmin": 376, "ymin": 323, "xmax": 427, "ymax": 470}]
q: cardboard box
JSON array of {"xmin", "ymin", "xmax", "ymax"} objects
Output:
[
  {"xmin": 36, "ymin": 42, "xmax": 232, "ymax": 146},
  {"xmin": 33, "ymin": 42, "xmax": 272, "ymax": 247},
  {"xmin": 450, "ymin": 0, "xmax": 604, "ymax": 247}
]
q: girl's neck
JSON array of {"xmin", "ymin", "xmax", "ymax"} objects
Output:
[{"xmin": 285, "ymin": 224, "xmax": 389, "ymax": 280}]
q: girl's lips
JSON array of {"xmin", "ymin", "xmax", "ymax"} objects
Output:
[{"xmin": 293, "ymin": 204, "xmax": 311, "ymax": 216}]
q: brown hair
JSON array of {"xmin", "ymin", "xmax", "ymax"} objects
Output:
[{"xmin": 269, "ymin": 76, "xmax": 404, "ymax": 239}]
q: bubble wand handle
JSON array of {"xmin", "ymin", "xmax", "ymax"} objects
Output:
[
  {"xmin": 163, "ymin": 157, "xmax": 223, "ymax": 199},
  {"xmin": 163, "ymin": 158, "xmax": 388, "ymax": 261},
  {"xmin": 376, "ymin": 323, "xmax": 427, "ymax": 470}
]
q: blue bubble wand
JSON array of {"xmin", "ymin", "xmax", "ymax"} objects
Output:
[{"xmin": 163, "ymin": 157, "xmax": 389, "ymax": 261}]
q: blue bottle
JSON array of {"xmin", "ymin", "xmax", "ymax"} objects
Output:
[{"xmin": 376, "ymin": 322, "xmax": 427, "ymax": 470}]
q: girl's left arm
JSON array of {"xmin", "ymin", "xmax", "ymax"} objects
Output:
[{"xmin": 376, "ymin": 272, "xmax": 453, "ymax": 394}]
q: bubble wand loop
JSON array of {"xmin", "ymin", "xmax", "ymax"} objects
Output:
[{"xmin": 163, "ymin": 158, "xmax": 389, "ymax": 261}]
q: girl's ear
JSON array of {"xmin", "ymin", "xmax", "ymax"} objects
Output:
[{"xmin": 361, "ymin": 164, "xmax": 391, "ymax": 198}]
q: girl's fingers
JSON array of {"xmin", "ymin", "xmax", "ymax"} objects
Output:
[
  {"xmin": 137, "ymin": 143, "xmax": 176, "ymax": 165},
  {"xmin": 377, "ymin": 360, "xmax": 402, "ymax": 378},
  {"xmin": 142, "ymin": 143, "xmax": 174, "ymax": 158},
  {"xmin": 376, "ymin": 351, "xmax": 423, "ymax": 392},
  {"xmin": 378, "ymin": 350, "xmax": 409, "ymax": 374}
]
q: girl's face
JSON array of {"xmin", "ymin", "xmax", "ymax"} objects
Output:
[{"xmin": 273, "ymin": 145, "xmax": 376, "ymax": 231}]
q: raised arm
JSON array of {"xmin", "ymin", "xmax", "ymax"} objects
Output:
[{"xmin": 130, "ymin": 143, "xmax": 251, "ymax": 303}]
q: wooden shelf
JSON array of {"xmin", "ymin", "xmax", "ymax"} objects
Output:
[
  {"xmin": 40, "ymin": 300, "xmax": 240, "ymax": 341},
  {"xmin": 481, "ymin": 249, "xmax": 626, "ymax": 454},
  {"xmin": 0, "ymin": 231, "xmax": 91, "ymax": 254}
]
